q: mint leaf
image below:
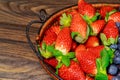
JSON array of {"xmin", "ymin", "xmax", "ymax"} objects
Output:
[
  {"xmin": 62, "ymin": 56, "xmax": 70, "ymax": 67},
  {"xmin": 95, "ymin": 73, "xmax": 108, "ymax": 80},
  {"xmin": 96, "ymin": 58, "xmax": 102, "ymax": 73}
]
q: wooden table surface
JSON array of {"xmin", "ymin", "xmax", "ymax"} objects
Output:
[{"xmin": 0, "ymin": 0, "xmax": 120, "ymax": 80}]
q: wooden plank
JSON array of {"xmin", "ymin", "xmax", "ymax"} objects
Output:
[{"xmin": 0, "ymin": 0, "xmax": 120, "ymax": 80}]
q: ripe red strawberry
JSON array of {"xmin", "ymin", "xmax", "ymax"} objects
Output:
[
  {"xmin": 103, "ymin": 20, "xmax": 118, "ymax": 39},
  {"xmin": 85, "ymin": 36, "xmax": 99, "ymax": 48},
  {"xmin": 42, "ymin": 28, "xmax": 57, "ymax": 45},
  {"xmin": 50, "ymin": 26, "xmax": 61, "ymax": 35},
  {"xmin": 108, "ymin": 12, "xmax": 120, "ymax": 22},
  {"xmin": 70, "ymin": 10, "xmax": 88, "ymax": 43},
  {"xmin": 87, "ymin": 45, "xmax": 104, "ymax": 58},
  {"xmin": 58, "ymin": 60, "xmax": 86, "ymax": 80},
  {"xmin": 99, "ymin": 6, "xmax": 114, "ymax": 18},
  {"xmin": 86, "ymin": 75, "xmax": 94, "ymax": 80},
  {"xmin": 55, "ymin": 27, "xmax": 72, "ymax": 55},
  {"xmin": 90, "ymin": 20, "xmax": 106, "ymax": 35},
  {"xmin": 71, "ymin": 40, "xmax": 78, "ymax": 51},
  {"xmin": 75, "ymin": 45, "xmax": 86, "ymax": 55},
  {"xmin": 78, "ymin": 0, "xmax": 95, "ymax": 18},
  {"xmin": 76, "ymin": 48, "xmax": 97, "ymax": 75},
  {"xmin": 44, "ymin": 58, "xmax": 58, "ymax": 68},
  {"xmin": 75, "ymin": 45, "xmax": 98, "ymax": 75}
]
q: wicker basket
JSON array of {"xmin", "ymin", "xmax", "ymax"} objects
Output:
[{"xmin": 26, "ymin": 3, "xmax": 120, "ymax": 80}]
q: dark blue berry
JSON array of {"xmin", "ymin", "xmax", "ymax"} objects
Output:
[
  {"xmin": 118, "ymin": 37, "xmax": 120, "ymax": 44},
  {"xmin": 110, "ymin": 44, "xmax": 118, "ymax": 49},
  {"xmin": 116, "ymin": 22, "xmax": 120, "ymax": 28},
  {"xmin": 112, "ymin": 76, "xmax": 120, "ymax": 80},
  {"xmin": 114, "ymin": 50, "xmax": 120, "ymax": 57},
  {"xmin": 117, "ymin": 44, "xmax": 120, "ymax": 50},
  {"xmin": 114, "ymin": 56, "xmax": 120, "ymax": 64},
  {"xmin": 108, "ymin": 64, "xmax": 118, "ymax": 75}
]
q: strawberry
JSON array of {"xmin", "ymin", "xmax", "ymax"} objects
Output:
[
  {"xmin": 55, "ymin": 27, "xmax": 72, "ymax": 55},
  {"xmin": 108, "ymin": 12, "xmax": 120, "ymax": 22},
  {"xmin": 103, "ymin": 20, "xmax": 118, "ymax": 38},
  {"xmin": 90, "ymin": 20, "xmax": 106, "ymax": 35},
  {"xmin": 70, "ymin": 10, "xmax": 88, "ymax": 43},
  {"xmin": 42, "ymin": 28, "xmax": 57, "ymax": 45},
  {"xmin": 75, "ymin": 45, "xmax": 86, "ymax": 55},
  {"xmin": 50, "ymin": 25, "xmax": 61, "ymax": 35},
  {"xmin": 75, "ymin": 45, "xmax": 97, "ymax": 75},
  {"xmin": 100, "ymin": 20, "xmax": 119, "ymax": 46},
  {"xmin": 58, "ymin": 60, "xmax": 86, "ymax": 80},
  {"xmin": 78, "ymin": 0, "xmax": 95, "ymax": 18},
  {"xmin": 85, "ymin": 36, "xmax": 99, "ymax": 48},
  {"xmin": 76, "ymin": 49, "xmax": 97, "ymax": 75},
  {"xmin": 44, "ymin": 58, "xmax": 58, "ymax": 68},
  {"xmin": 87, "ymin": 45, "xmax": 104, "ymax": 58},
  {"xmin": 71, "ymin": 40, "xmax": 78, "ymax": 51},
  {"xmin": 86, "ymin": 75, "xmax": 94, "ymax": 80},
  {"xmin": 99, "ymin": 6, "xmax": 114, "ymax": 18}
]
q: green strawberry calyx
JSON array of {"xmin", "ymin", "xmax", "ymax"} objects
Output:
[
  {"xmin": 60, "ymin": 13, "xmax": 72, "ymax": 28},
  {"xmin": 82, "ymin": 12, "xmax": 100, "ymax": 24},
  {"xmin": 71, "ymin": 26, "xmax": 90, "ymax": 43},
  {"xmin": 38, "ymin": 42, "xmax": 75, "ymax": 74},
  {"xmin": 105, "ymin": 9, "xmax": 117, "ymax": 22},
  {"xmin": 100, "ymin": 33, "xmax": 118, "ymax": 46},
  {"xmin": 38, "ymin": 42, "xmax": 54, "ymax": 59}
]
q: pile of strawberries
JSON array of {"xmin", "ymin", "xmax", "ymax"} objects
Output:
[{"xmin": 37, "ymin": 0, "xmax": 120, "ymax": 80}]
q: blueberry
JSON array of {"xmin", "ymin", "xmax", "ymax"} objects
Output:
[
  {"xmin": 114, "ymin": 50, "xmax": 120, "ymax": 57},
  {"xmin": 118, "ymin": 37, "xmax": 120, "ymax": 44},
  {"xmin": 118, "ymin": 7, "xmax": 120, "ymax": 12},
  {"xmin": 115, "ymin": 22, "xmax": 120, "ymax": 28},
  {"xmin": 117, "ymin": 44, "xmax": 120, "ymax": 50},
  {"xmin": 114, "ymin": 56, "xmax": 120, "ymax": 64},
  {"xmin": 108, "ymin": 64, "xmax": 118, "ymax": 75},
  {"xmin": 112, "ymin": 76, "xmax": 120, "ymax": 80},
  {"xmin": 110, "ymin": 44, "xmax": 118, "ymax": 49}
]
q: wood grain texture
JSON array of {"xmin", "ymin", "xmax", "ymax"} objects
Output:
[{"xmin": 0, "ymin": 0, "xmax": 120, "ymax": 80}]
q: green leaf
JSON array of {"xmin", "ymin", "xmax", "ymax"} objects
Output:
[
  {"xmin": 109, "ymin": 9, "xmax": 117, "ymax": 15},
  {"xmin": 96, "ymin": 58, "xmax": 102, "ymax": 73},
  {"xmin": 55, "ymin": 62, "xmax": 63, "ymax": 74},
  {"xmin": 100, "ymin": 33, "xmax": 107, "ymax": 42},
  {"xmin": 95, "ymin": 73, "xmax": 108, "ymax": 80},
  {"xmin": 108, "ymin": 38, "xmax": 115, "ymax": 44},
  {"xmin": 60, "ymin": 13, "xmax": 72, "ymax": 27},
  {"xmin": 86, "ymin": 25, "xmax": 90, "ymax": 37},
  {"xmin": 100, "ymin": 49, "xmax": 110, "ymax": 70},
  {"xmin": 42, "ymin": 42, "xmax": 46, "ymax": 50},
  {"xmin": 91, "ymin": 12, "xmax": 100, "ymax": 22},
  {"xmin": 71, "ymin": 32, "xmax": 79, "ymax": 39},
  {"xmin": 100, "ymin": 33, "xmax": 110, "ymax": 46},
  {"xmin": 62, "ymin": 56, "xmax": 70, "ymax": 67},
  {"xmin": 82, "ymin": 15, "xmax": 92, "ymax": 24},
  {"xmin": 46, "ymin": 45, "xmax": 54, "ymax": 53},
  {"xmin": 53, "ymin": 49, "xmax": 63, "ymax": 57},
  {"xmin": 67, "ymin": 52, "xmax": 75, "ymax": 58},
  {"xmin": 105, "ymin": 9, "xmax": 117, "ymax": 22},
  {"xmin": 105, "ymin": 12, "xmax": 109, "ymax": 22}
]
